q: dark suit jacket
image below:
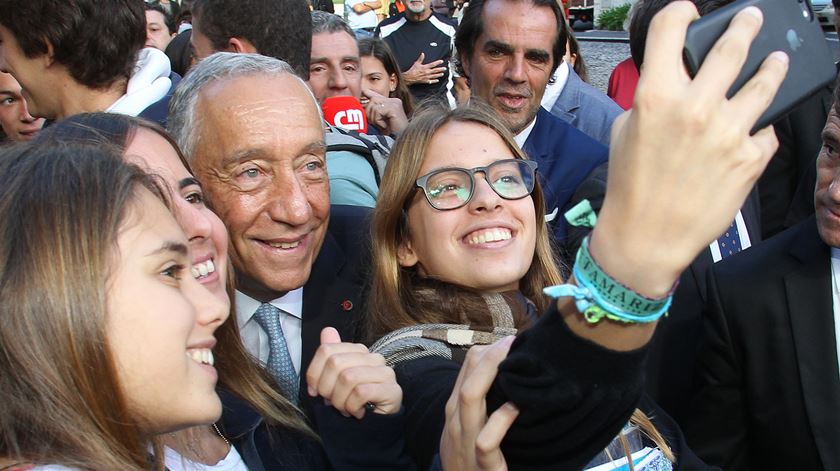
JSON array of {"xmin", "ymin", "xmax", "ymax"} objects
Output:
[
  {"xmin": 522, "ymin": 107, "xmax": 608, "ymax": 244},
  {"xmin": 299, "ymin": 205, "xmax": 372, "ymax": 406},
  {"xmin": 219, "ymin": 387, "xmax": 415, "ymax": 471},
  {"xmin": 684, "ymin": 216, "xmax": 840, "ymax": 470},
  {"xmin": 759, "ymin": 85, "xmax": 831, "ymax": 238},
  {"xmin": 561, "ymin": 162, "xmax": 763, "ymax": 422}
]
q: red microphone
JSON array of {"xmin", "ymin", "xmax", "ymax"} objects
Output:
[{"xmin": 322, "ymin": 96, "xmax": 368, "ymax": 134}]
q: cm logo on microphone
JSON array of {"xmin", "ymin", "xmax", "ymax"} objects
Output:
[{"xmin": 334, "ymin": 109, "xmax": 365, "ymax": 131}]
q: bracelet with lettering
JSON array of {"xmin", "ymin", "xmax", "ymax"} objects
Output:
[{"xmin": 544, "ymin": 236, "xmax": 675, "ymax": 323}]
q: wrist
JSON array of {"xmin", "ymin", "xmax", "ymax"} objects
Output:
[{"xmin": 589, "ymin": 216, "xmax": 683, "ymax": 299}]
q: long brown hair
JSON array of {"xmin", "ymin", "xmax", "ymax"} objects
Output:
[
  {"xmin": 0, "ymin": 143, "xmax": 166, "ymax": 470},
  {"xmin": 368, "ymin": 101, "xmax": 563, "ymax": 339},
  {"xmin": 36, "ymin": 113, "xmax": 314, "ymax": 437}
]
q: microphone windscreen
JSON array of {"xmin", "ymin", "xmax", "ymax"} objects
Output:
[{"xmin": 322, "ymin": 96, "xmax": 368, "ymax": 134}]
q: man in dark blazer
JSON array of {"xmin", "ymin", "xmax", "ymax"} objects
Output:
[
  {"xmin": 168, "ymin": 53, "xmax": 371, "ymax": 408},
  {"xmin": 683, "ymin": 96, "xmax": 840, "ymax": 470},
  {"xmin": 454, "ymin": 0, "xmax": 608, "ymax": 244}
]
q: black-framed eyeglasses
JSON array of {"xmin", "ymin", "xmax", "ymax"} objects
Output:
[{"xmin": 414, "ymin": 159, "xmax": 538, "ymax": 211}]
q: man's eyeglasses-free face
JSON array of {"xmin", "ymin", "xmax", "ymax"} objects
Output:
[{"xmin": 414, "ymin": 159, "xmax": 538, "ymax": 211}]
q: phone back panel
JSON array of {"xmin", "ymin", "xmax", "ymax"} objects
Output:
[{"xmin": 683, "ymin": 0, "xmax": 835, "ymax": 133}]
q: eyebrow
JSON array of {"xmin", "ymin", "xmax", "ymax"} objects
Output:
[
  {"xmin": 219, "ymin": 141, "xmax": 327, "ymax": 169},
  {"xmin": 148, "ymin": 241, "xmax": 189, "ymax": 257},
  {"xmin": 311, "ymin": 56, "xmax": 360, "ymax": 64},
  {"xmin": 178, "ymin": 176, "xmax": 201, "ymax": 190},
  {"xmin": 483, "ymin": 40, "xmax": 514, "ymax": 54},
  {"xmin": 483, "ymin": 39, "xmax": 550, "ymax": 62}
]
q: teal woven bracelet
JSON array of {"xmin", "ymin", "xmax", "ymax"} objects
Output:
[{"xmin": 544, "ymin": 236, "xmax": 674, "ymax": 323}]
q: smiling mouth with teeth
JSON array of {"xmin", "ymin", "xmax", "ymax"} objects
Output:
[
  {"xmin": 267, "ymin": 240, "xmax": 301, "ymax": 249},
  {"xmin": 187, "ymin": 348, "xmax": 215, "ymax": 366},
  {"xmin": 466, "ymin": 228, "xmax": 512, "ymax": 245},
  {"xmin": 191, "ymin": 259, "xmax": 216, "ymax": 280}
]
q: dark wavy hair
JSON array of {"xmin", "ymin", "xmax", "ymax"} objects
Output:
[
  {"xmin": 192, "ymin": 0, "xmax": 312, "ymax": 79},
  {"xmin": 358, "ymin": 37, "xmax": 415, "ymax": 117},
  {"xmin": 0, "ymin": 0, "xmax": 145, "ymax": 89},
  {"xmin": 455, "ymin": 0, "xmax": 568, "ymax": 80}
]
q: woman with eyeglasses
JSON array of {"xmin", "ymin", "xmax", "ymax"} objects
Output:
[{"xmin": 359, "ymin": 3, "xmax": 788, "ymax": 469}]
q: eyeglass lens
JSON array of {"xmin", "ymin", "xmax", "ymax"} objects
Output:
[{"xmin": 425, "ymin": 160, "xmax": 535, "ymax": 210}]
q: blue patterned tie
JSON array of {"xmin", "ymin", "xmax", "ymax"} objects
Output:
[
  {"xmin": 253, "ymin": 303, "xmax": 299, "ymax": 404},
  {"xmin": 717, "ymin": 220, "xmax": 742, "ymax": 259}
]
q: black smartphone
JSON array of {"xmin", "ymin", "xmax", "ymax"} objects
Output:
[{"xmin": 683, "ymin": 0, "xmax": 836, "ymax": 134}]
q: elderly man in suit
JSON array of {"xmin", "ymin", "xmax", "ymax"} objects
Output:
[
  {"xmin": 168, "ymin": 53, "xmax": 372, "ymax": 409},
  {"xmin": 683, "ymin": 83, "xmax": 840, "ymax": 471},
  {"xmin": 454, "ymin": 0, "xmax": 608, "ymax": 244}
]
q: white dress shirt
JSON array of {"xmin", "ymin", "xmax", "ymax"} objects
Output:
[
  {"xmin": 709, "ymin": 211, "xmax": 752, "ymax": 263},
  {"xmin": 540, "ymin": 60, "xmax": 571, "ymax": 111},
  {"xmin": 829, "ymin": 248, "xmax": 840, "ymax": 376},
  {"xmin": 236, "ymin": 288, "xmax": 304, "ymax": 374}
]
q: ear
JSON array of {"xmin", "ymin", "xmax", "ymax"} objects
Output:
[
  {"xmin": 388, "ymin": 73, "xmax": 397, "ymax": 93},
  {"xmin": 458, "ymin": 49, "xmax": 473, "ymax": 78},
  {"xmin": 227, "ymin": 37, "xmax": 258, "ymax": 54},
  {"xmin": 42, "ymin": 37, "xmax": 56, "ymax": 68},
  {"xmin": 397, "ymin": 238, "xmax": 419, "ymax": 268}
]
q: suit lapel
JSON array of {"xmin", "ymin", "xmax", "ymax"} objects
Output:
[
  {"xmin": 784, "ymin": 221, "xmax": 840, "ymax": 470},
  {"xmin": 300, "ymin": 232, "xmax": 347, "ymax": 375}
]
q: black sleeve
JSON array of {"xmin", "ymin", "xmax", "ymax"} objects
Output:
[
  {"xmin": 487, "ymin": 302, "xmax": 649, "ymax": 470},
  {"xmin": 394, "ymin": 356, "xmax": 461, "ymax": 471},
  {"xmin": 393, "ymin": 302, "xmax": 654, "ymax": 471},
  {"xmin": 313, "ymin": 402, "xmax": 418, "ymax": 471}
]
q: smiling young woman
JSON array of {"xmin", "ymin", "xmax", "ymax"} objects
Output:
[{"xmin": 0, "ymin": 143, "xmax": 228, "ymax": 470}]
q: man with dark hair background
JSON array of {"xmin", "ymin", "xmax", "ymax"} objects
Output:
[
  {"xmin": 0, "ymin": 0, "xmax": 178, "ymax": 125},
  {"xmin": 454, "ymin": 0, "xmax": 608, "ymax": 243},
  {"xmin": 145, "ymin": 2, "xmax": 178, "ymax": 51},
  {"xmin": 191, "ymin": 0, "xmax": 312, "ymax": 79}
]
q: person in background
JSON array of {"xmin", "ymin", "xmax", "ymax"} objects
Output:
[
  {"xmin": 376, "ymin": 0, "xmax": 458, "ymax": 106},
  {"xmin": 165, "ymin": 29, "xmax": 196, "ymax": 77},
  {"xmin": 607, "ymin": 57, "xmax": 639, "ymax": 110},
  {"xmin": 0, "ymin": 72, "xmax": 43, "ymax": 142},
  {"xmin": 538, "ymin": 0, "xmax": 622, "ymax": 146},
  {"xmin": 358, "ymin": 37, "xmax": 415, "ymax": 119},
  {"xmin": 190, "ymin": 0, "xmax": 311, "ymax": 79},
  {"xmin": 146, "ymin": 2, "xmax": 178, "ymax": 51},
  {"xmin": 0, "ymin": 0, "xmax": 178, "ymax": 126},
  {"xmin": 565, "ymin": 28, "xmax": 588, "ymax": 83},
  {"xmin": 344, "ymin": 0, "xmax": 381, "ymax": 38}
]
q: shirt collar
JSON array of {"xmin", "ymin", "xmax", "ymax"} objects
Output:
[
  {"xmin": 540, "ymin": 61, "xmax": 571, "ymax": 110},
  {"xmin": 235, "ymin": 287, "xmax": 304, "ymax": 330},
  {"xmin": 514, "ymin": 116, "xmax": 538, "ymax": 148}
]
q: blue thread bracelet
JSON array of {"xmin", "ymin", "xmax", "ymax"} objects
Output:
[{"xmin": 544, "ymin": 236, "xmax": 674, "ymax": 323}]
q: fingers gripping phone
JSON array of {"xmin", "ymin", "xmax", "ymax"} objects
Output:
[{"xmin": 683, "ymin": 0, "xmax": 836, "ymax": 134}]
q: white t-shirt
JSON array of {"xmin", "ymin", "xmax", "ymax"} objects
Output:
[
  {"xmin": 164, "ymin": 445, "xmax": 249, "ymax": 471},
  {"xmin": 344, "ymin": 0, "xmax": 378, "ymax": 29}
]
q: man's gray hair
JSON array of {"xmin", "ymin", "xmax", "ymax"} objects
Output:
[
  {"xmin": 167, "ymin": 52, "xmax": 320, "ymax": 161},
  {"xmin": 311, "ymin": 10, "xmax": 355, "ymax": 38}
]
